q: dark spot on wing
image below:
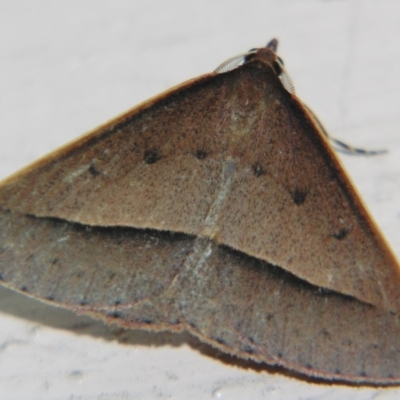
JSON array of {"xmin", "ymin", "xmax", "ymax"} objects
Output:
[
  {"xmin": 144, "ymin": 150, "xmax": 160, "ymax": 164},
  {"xmin": 89, "ymin": 164, "xmax": 101, "ymax": 177},
  {"xmin": 266, "ymin": 313, "xmax": 274, "ymax": 321},
  {"xmin": 240, "ymin": 344, "xmax": 255, "ymax": 354},
  {"xmin": 319, "ymin": 328, "xmax": 331, "ymax": 340},
  {"xmin": 46, "ymin": 295, "xmax": 55, "ymax": 301},
  {"xmin": 195, "ymin": 150, "xmax": 207, "ymax": 160},
  {"xmin": 252, "ymin": 163, "xmax": 264, "ymax": 177},
  {"xmin": 188, "ymin": 321, "xmax": 198, "ymax": 330},
  {"xmin": 292, "ymin": 188, "xmax": 307, "ymax": 205},
  {"xmin": 332, "ymin": 228, "xmax": 349, "ymax": 241},
  {"xmin": 21, "ymin": 286, "xmax": 28, "ymax": 292},
  {"xmin": 214, "ymin": 337, "xmax": 227, "ymax": 345}
]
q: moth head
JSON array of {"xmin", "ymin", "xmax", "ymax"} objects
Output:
[{"xmin": 214, "ymin": 38, "xmax": 295, "ymax": 94}]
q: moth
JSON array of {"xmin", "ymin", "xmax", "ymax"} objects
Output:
[{"xmin": 0, "ymin": 39, "xmax": 399, "ymax": 385}]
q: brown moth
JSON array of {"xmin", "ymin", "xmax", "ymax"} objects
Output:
[{"xmin": 0, "ymin": 39, "xmax": 399, "ymax": 385}]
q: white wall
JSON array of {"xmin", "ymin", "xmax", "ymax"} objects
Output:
[{"xmin": 1, "ymin": 1, "xmax": 399, "ymax": 399}]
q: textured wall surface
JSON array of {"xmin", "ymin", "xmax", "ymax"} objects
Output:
[{"xmin": 0, "ymin": 1, "xmax": 400, "ymax": 399}]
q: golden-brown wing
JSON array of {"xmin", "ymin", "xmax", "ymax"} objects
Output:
[
  {"xmin": 1, "ymin": 43, "xmax": 400, "ymax": 384},
  {"xmin": 1, "ymin": 55, "xmax": 399, "ymax": 310}
]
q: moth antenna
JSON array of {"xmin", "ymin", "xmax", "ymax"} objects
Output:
[
  {"xmin": 329, "ymin": 137, "xmax": 387, "ymax": 156},
  {"xmin": 214, "ymin": 50, "xmax": 257, "ymax": 73},
  {"xmin": 303, "ymin": 104, "xmax": 387, "ymax": 155},
  {"xmin": 278, "ymin": 67, "xmax": 295, "ymax": 94}
]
